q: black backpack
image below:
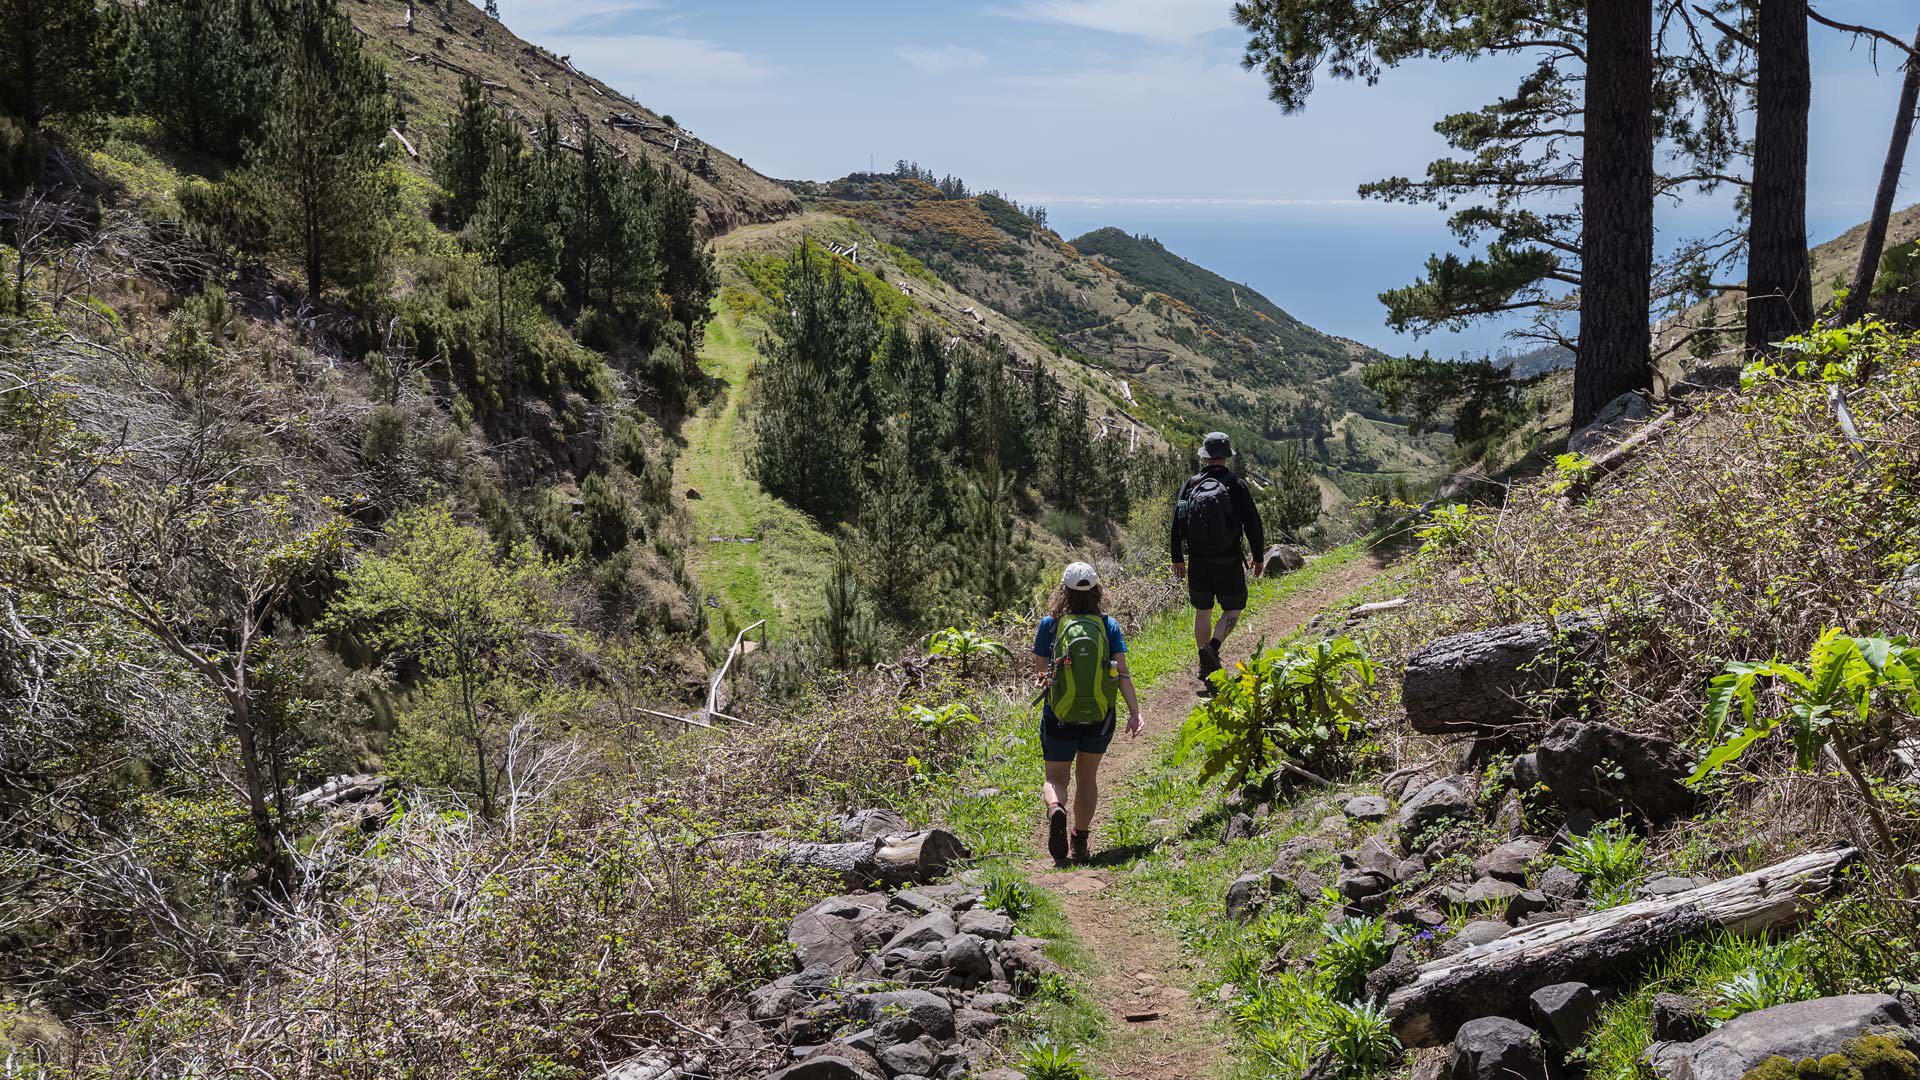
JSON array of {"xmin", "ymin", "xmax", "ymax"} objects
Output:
[{"xmin": 1182, "ymin": 472, "xmax": 1239, "ymax": 557}]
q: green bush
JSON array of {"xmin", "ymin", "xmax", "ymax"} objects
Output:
[
  {"xmin": 1018, "ymin": 1037, "xmax": 1089, "ymax": 1080},
  {"xmin": 1316, "ymin": 917, "xmax": 1395, "ymax": 1002},
  {"xmin": 1555, "ymin": 820, "xmax": 1645, "ymax": 907},
  {"xmin": 1177, "ymin": 635, "xmax": 1375, "ymax": 785}
]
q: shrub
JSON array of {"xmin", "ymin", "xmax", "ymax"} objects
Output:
[
  {"xmin": 1019, "ymin": 1037, "xmax": 1088, "ymax": 1080},
  {"xmin": 1555, "ymin": 820, "xmax": 1645, "ymax": 907},
  {"xmin": 1709, "ymin": 965, "xmax": 1813, "ymax": 1023},
  {"xmin": 1178, "ymin": 635, "xmax": 1375, "ymax": 785},
  {"xmin": 983, "ymin": 871, "xmax": 1038, "ymax": 923},
  {"xmin": 1316, "ymin": 917, "xmax": 1395, "ymax": 1002},
  {"xmin": 1319, "ymin": 1000, "xmax": 1401, "ymax": 1080}
]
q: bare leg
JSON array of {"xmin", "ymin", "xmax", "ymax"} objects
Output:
[
  {"xmin": 1072, "ymin": 753, "xmax": 1103, "ymax": 832},
  {"xmin": 1214, "ymin": 608, "xmax": 1242, "ymax": 646},
  {"xmin": 1043, "ymin": 760, "xmax": 1072, "ymax": 811},
  {"xmin": 1194, "ymin": 607, "xmax": 1214, "ymax": 650}
]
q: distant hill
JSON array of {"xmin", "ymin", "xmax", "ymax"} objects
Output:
[{"xmin": 788, "ymin": 172, "xmax": 1448, "ymax": 490}]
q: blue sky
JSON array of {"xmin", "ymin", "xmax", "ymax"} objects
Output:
[{"xmin": 496, "ymin": 0, "xmax": 1920, "ymax": 354}]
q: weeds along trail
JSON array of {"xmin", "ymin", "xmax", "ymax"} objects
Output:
[{"xmin": 1024, "ymin": 554, "xmax": 1392, "ymax": 1080}]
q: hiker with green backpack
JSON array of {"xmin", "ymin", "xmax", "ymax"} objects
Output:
[{"xmin": 1031, "ymin": 561, "xmax": 1141, "ymax": 865}]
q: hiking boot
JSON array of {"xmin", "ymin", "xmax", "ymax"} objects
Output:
[
  {"xmin": 1070, "ymin": 829, "xmax": 1091, "ymax": 864},
  {"xmin": 1198, "ymin": 644, "xmax": 1221, "ymax": 677},
  {"xmin": 1047, "ymin": 805, "xmax": 1069, "ymax": 864}
]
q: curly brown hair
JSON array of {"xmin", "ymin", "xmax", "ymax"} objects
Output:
[{"xmin": 1046, "ymin": 584, "xmax": 1104, "ymax": 620}]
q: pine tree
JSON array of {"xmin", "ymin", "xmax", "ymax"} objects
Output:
[
  {"xmin": 1745, "ymin": 0, "xmax": 1813, "ymax": 356},
  {"xmin": 1261, "ymin": 443, "xmax": 1322, "ymax": 542},
  {"xmin": 654, "ymin": 168, "xmax": 718, "ymax": 339},
  {"xmin": 952, "ymin": 472, "xmax": 1031, "ymax": 615},
  {"xmin": 1046, "ymin": 389, "xmax": 1093, "ymax": 508},
  {"xmin": 133, "ymin": 0, "xmax": 278, "ymax": 163},
  {"xmin": 0, "ymin": 0, "xmax": 111, "ymax": 133},
  {"xmin": 813, "ymin": 555, "xmax": 879, "ymax": 670},
  {"xmin": 435, "ymin": 76, "xmax": 498, "ymax": 230},
  {"xmin": 848, "ymin": 420, "xmax": 942, "ymax": 628},
  {"xmin": 750, "ymin": 243, "xmax": 877, "ymax": 524},
  {"xmin": 254, "ymin": 0, "xmax": 397, "ymax": 299}
]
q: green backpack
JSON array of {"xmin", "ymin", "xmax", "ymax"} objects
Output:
[{"xmin": 1048, "ymin": 614, "xmax": 1117, "ymax": 728}]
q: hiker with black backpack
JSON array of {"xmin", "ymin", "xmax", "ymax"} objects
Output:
[
  {"xmin": 1170, "ymin": 432, "xmax": 1265, "ymax": 690},
  {"xmin": 1031, "ymin": 562, "xmax": 1141, "ymax": 865}
]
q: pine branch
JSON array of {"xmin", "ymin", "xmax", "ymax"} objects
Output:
[{"xmin": 1808, "ymin": 8, "xmax": 1920, "ymax": 60}]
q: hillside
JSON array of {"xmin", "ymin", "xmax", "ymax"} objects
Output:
[
  {"xmin": 354, "ymin": 0, "xmax": 796, "ymax": 231},
  {"xmin": 790, "ymin": 172, "xmax": 1450, "ymax": 492}
]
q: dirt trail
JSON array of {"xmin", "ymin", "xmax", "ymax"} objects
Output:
[{"xmin": 1027, "ymin": 554, "xmax": 1390, "ymax": 1080}]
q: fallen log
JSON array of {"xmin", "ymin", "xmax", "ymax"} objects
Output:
[
  {"xmin": 1386, "ymin": 846, "xmax": 1857, "ymax": 1047},
  {"xmin": 760, "ymin": 828, "xmax": 970, "ymax": 889}
]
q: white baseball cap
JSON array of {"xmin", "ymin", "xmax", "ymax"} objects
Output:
[{"xmin": 1062, "ymin": 562, "xmax": 1100, "ymax": 591}]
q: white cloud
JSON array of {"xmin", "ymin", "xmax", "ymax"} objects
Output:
[
  {"xmin": 897, "ymin": 45, "xmax": 990, "ymax": 73},
  {"xmin": 540, "ymin": 33, "xmax": 777, "ymax": 89},
  {"xmin": 995, "ymin": 0, "xmax": 1236, "ymax": 43},
  {"xmin": 494, "ymin": 0, "xmax": 668, "ymax": 39}
]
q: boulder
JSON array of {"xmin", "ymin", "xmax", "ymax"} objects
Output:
[
  {"xmin": 1530, "ymin": 982, "xmax": 1601, "ymax": 1046},
  {"xmin": 972, "ymin": 992, "xmax": 1019, "ymax": 1015},
  {"xmin": 1345, "ymin": 795, "xmax": 1392, "ymax": 821},
  {"xmin": 1538, "ymin": 866, "xmax": 1589, "ymax": 901},
  {"xmin": 889, "ymin": 889, "xmax": 949, "ymax": 917},
  {"xmin": 1344, "ymin": 837, "xmax": 1403, "ymax": 875},
  {"xmin": 1457, "ymin": 878, "xmax": 1522, "ymax": 912},
  {"xmin": 1225, "ymin": 871, "xmax": 1266, "ymax": 920},
  {"xmin": 1645, "ymin": 995, "xmax": 1920, "ymax": 1080},
  {"xmin": 1650, "ymin": 994, "xmax": 1712, "ymax": 1042},
  {"xmin": 876, "ymin": 1038, "xmax": 940, "ymax": 1078},
  {"xmin": 1511, "ymin": 753, "xmax": 1542, "ymax": 792},
  {"xmin": 957, "ymin": 908, "xmax": 1014, "ymax": 940},
  {"xmin": 883, "ymin": 912, "xmax": 959, "ymax": 954},
  {"xmin": 1451, "ymin": 1017, "xmax": 1549, "ymax": 1080},
  {"xmin": 790, "ymin": 895, "xmax": 904, "ymax": 973},
  {"xmin": 956, "ymin": 1008, "xmax": 1002, "ymax": 1039},
  {"xmin": 1508, "ymin": 890, "xmax": 1553, "ymax": 922},
  {"xmin": 1397, "ymin": 777, "xmax": 1476, "ymax": 848},
  {"xmin": 1224, "ymin": 812, "xmax": 1258, "ymax": 842},
  {"xmin": 1263, "ymin": 544, "xmax": 1308, "ymax": 575},
  {"xmin": 997, "ymin": 936, "xmax": 1054, "ymax": 990},
  {"xmin": 1337, "ymin": 869, "xmax": 1397, "ymax": 903},
  {"xmin": 1535, "ymin": 720, "xmax": 1699, "ymax": 820},
  {"xmin": 770, "ymin": 1055, "xmax": 885, "ymax": 1080},
  {"xmin": 1474, "ymin": 838, "xmax": 1548, "ymax": 885},
  {"xmin": 852, "ymin": 990, "xmax": 956, "ymax": 1041},
  {"xmin": 1568, "ymin": 391, "xmax": 1653, "ymax": 457},
  {"xmin": 1401, "ymin": 615, "xmax": 1605, "ymax": 735},
  {"xmin": 941, "ymin": 934, "xmax": 993, "ymax": 987},
  {"xmin": 1384, "ymin": 767, "xmax": 1440, "ymax": 802}
]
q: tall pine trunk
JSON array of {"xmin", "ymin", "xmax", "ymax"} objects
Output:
[
  {"xmin": 1576, "ymin": 0, "xmax": 1656, "ymax": 429},
  {"xmin": 1840, "ymin": 21, "xmax": 1920, "ymax": 328},
  {"xmin": 1746, "ymin": 0, "xmax": 1813, "ymax": 355}
]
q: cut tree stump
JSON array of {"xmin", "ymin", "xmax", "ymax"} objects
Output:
[
  {"xmin": 1386, "ymin": 847, "xmax": 1857, "ymax": 1047},
  {"xmin": 760, "ymin": 828, "xmax": 971, "ymax": 889}
]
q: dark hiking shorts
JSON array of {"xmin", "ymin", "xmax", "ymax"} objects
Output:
[
  {"xmin": 1040, "ymin": 709, "xmax": 1116, "ymax": 761},
  {"xmin": 1187, "ymin": 556, "xmax": 1248, "ymax": 611}
]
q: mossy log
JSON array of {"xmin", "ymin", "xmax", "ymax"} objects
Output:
[{"xmin": 1386, "ymin": 847, "xmax": 1857, "ymax": 1048}]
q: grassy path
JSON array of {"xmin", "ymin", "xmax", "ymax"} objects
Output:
[
  {"xmin": 1024, "ymin": 553, "xmax": 1392, "ymax": 1080},
  {"xmin": 676, "ymin": 312, "xmax": 834, "ymax": 645}
]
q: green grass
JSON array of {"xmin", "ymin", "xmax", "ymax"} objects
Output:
[{"xmin": 679, "ymin": 310, "xmax": 836, "ymax": 646}]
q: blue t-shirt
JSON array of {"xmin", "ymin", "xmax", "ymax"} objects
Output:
[{"xmin": 1032, "ymin": 615, "xmax": 1127, "ymax": 659}]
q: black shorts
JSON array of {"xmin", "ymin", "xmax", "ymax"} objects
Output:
[{"xmin": 1188, "ymin": 556, "xmax": 1247, "ymax": 611}]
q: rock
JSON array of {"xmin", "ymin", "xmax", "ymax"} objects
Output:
[
  {"xmin": 1531, "ymin": 982, "xmax": 1601, "ymax": 1046},
  {"xmin": 1442, "ymin": 920, "xmax": 1513, "ymax": 955},
  {"xmin": 972, "ymin": 992, "xmax": 1019, "ymax": 1014},
  {"xmin": 1263, "ymin": 544, "xmax": 1308, "ymax": 575},
  {"xmin": 997, "ymin": 936, "xmax": 1054, "ymax": 990},
  {"xmin": 889, "ymin": 889, "xmax": 949, "ymax": 917},
  {"xmin": 877, "ymin": 1039, "xmax": 940, "ymax": 1078},
  {"xmin": 1458, "ymin": 878, "xmax": 1523, "ymax": 911},
  {"xmin": 1391, "ymin": 907, "xmax": 1450, "ymax": 931},
  {"xmin": 956, "ymin": 908, "xmax": 1014, "ymax": 940},
  {"xmin": 1396, "ymin": 858, "xmax": 1430, "ymax": 884},
  {"xmin": 1401, "ymin": 615, "xmax": 1605, "ymax": 735},
  {"xmin": 1538, "ymin": 866, "xmax": 1589, "ymax": 900},
  {"xmin": 840, "ymin": 808, "xmax": 912, "ymax": 840},
  {"xmin": 882, "ymin": 912, "xmax": 959, "ymax": 954},
  {"xmin": 1508, "ymin": 890, "xmax": 1553, "ymax": 922},
  {"xmin": 1224, "ymin": 812, "xmax": 1258, "ymax": 842},
  {"xmin": 1451, "ymin": 1017, "xmax": 1549, "ymax": 1080},
  {"xmin": 941, "ymin": 934, "xmax": 993, "ymax": 987},
  {"xmin": 975, "ymin": 1071, "xmax": 1026, "ymax": 1080},
  {"xmin": 1474, "ymin": 838, "xmax": 1548, "ymax": 885},
  {"xmin": 1511, "ymin": 753, "xmax": 1542, "ymax": 792},
  {"xmin": 790, "ymin": 895, "xmax": 904, "ymax": 973},
  {"xmin": 1535, "ymin": 720, "xmax": 1699, "ymax": 820},
  {"xmin": 770, "ymin": 1055, "xmax": 883, "ymax": 1080},
  {"xmin": 1337, "ymin": 869, "xmax": 1397, "ymax": 903},
  {"xmin": 685, "ymin": 487, "xmax": 702, "ymax": 500},
  {"xmin": 1650, "ymin": 994, "xmax": 1713, "ymax": 1042},
  {"xmin": 1636, "ymin": 875, "xmax": 1704, "ymax": 900},
  {"xmin": 1225, "ymin": 871, "xmax": 1266, "ymax": 920},
  {"xmin": 956, "ymin": 1008, "xmax": 1002, "ymax": 1039},
  {"xmin": 1645, "ymin": 995, "xmax": 1920, "ymax": 1080},
  {"xmin": 1456, "ymin": 735, "xmax": 1528, "ymax": 774},
  {"xmin": 1384, "ymin": 767, "xmax": 1440, "ymax": 801},
  {"xmin": 1568, "ymin": 391, "xmax": 1653, "ymax": 457},
  {"xmin": 853, "ymin": 991, "xmax": 956, "ymax": 1041},
  {"xmin": 1345, "ymin": 795, "xmax": 1392, "ymax": 821},
  {"xmin": 1272, "ymin": 835, "xmax": 1336, "ymax": 873},
  {"xmin": 1397, "ymin": 777, "xmax": 1476, "ymax": 849},
  {"xmin": 1344, "ymin": 837, "xmax": 1402, "ymax": 875}
]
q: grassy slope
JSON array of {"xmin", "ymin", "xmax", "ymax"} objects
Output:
[{"xmin": 679, "ymin": 310, "xmax": 835, "ymax": 645}]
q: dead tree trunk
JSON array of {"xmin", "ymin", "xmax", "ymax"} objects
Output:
[
  {"xmin": 757, "ymin": 828, "xmax": 970, "ymax": 889},
  {"xmin": 1385, "ymin": 847, "xmax": 1857, "ymax": 1047},
  {"xmin": 1840, "ymin": 20, "xmax": 1920, "ymax": 329}
]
